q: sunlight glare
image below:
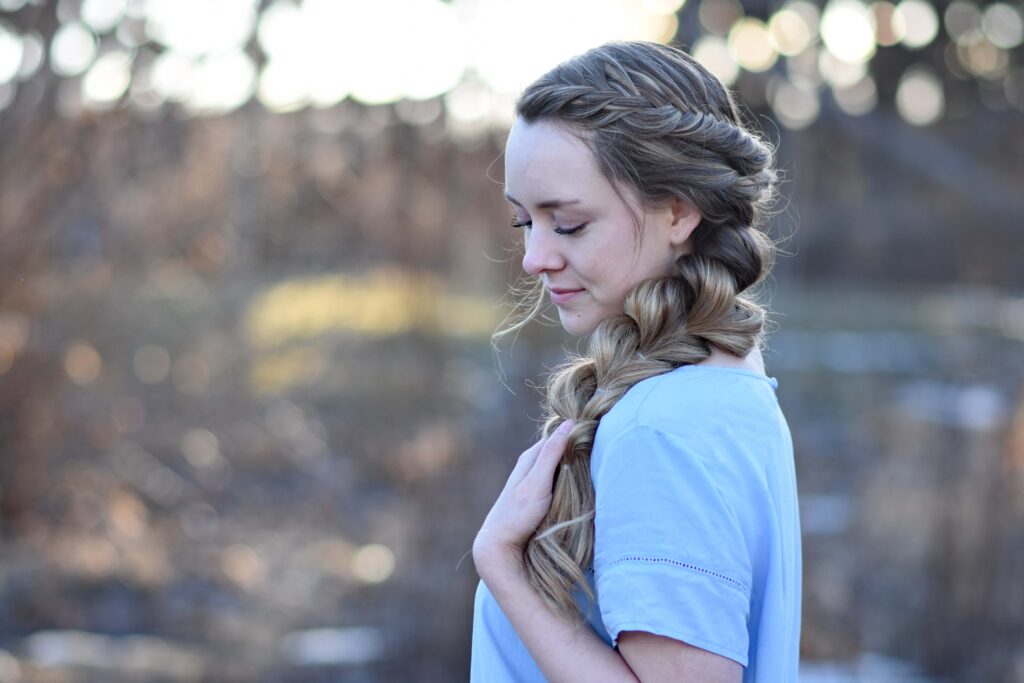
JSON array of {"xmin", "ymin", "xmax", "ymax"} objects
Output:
[
  {"xmin": 821, "ymin": 0, "xmax": 877, "ymax": 63},
  {"xmin": 144, "ymin": 0, "xmax": 257, "ymax": 58},
  {"xmin": 463, "ymin": 0, "xmax": 676, "ymax": 97}
]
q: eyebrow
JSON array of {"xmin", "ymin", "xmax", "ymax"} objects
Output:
[{"xmin": 504, "ymin": 193, "xmax": 582, "ymax": 210}]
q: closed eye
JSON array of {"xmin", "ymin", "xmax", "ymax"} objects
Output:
[
  {"xmin": 555, "ymin": 223, "xmax": 587, "ymax": 236},
  {"xmin": 509, "ymin": 216, "xmax": 587, "ymax": 236}
]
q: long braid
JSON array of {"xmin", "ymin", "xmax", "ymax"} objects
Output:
[{"xmin": 501, "ymin": 41, "xmax": 780, "ymax": 623}]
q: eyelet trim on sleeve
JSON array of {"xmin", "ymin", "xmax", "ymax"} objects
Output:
[{"xmin": 604, "ymin": 555, "xmax": 749, "ymax": 593}]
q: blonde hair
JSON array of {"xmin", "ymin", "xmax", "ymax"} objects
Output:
[{"xmin": 495, "ymin": 41, "xmax": 781, "ymax": 624}]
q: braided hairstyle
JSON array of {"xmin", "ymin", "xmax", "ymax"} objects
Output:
[{"xmin": 498, "ymin": 41, "xmax": 781, "ymax": 625}]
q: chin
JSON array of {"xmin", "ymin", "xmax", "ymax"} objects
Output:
[{"xmin": 558, "ymin": 311, "xmax": 600, "ymax": 337}]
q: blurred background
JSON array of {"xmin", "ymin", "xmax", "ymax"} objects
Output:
[{"xmin": 0, "ymin": 0, "xmax": 1022, "ymax": 681}]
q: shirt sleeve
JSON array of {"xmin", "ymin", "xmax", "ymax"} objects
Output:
[{"xmin": 593, "ymin": 424, "xmax": 752, "ymax": 666}]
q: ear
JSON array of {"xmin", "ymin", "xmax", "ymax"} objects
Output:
[{"xmin": 667, "ymin": 196, "xmax": 703, "ymax": 256}]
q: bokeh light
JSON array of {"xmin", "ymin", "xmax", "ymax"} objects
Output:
[
  {"xmin": 871, "ymin": 1, "xmax": 904, "ymax": 46},
  {"xmin": 728, "ymin": 17, "xmax": 777, "ymax": 72},
  {"xmin": 821, "ymin": 0, "xmax": 877, "ymax": 63},
  {"xmin": 82, "ymin": 50, "xmax": 132, "ymax": 107},
  {"xmin": 786, "ymin": 1, "xmax": 822, "ymax": 43},
  {"xmin": 50, "ymin": 21, "xmax": 98, "ymax": 77},
  {"xmin": 833, "ymin": 74, "xmax": 878, "ymax": 114},
  {"xmin": 0, "ymin": 0, "xmax": 999, "ymax": 128},
  {"xmin": 188, "ymin": 49, "xmax": 257, "ymax": 114},
  {"xmin": 0, "ymin": 81, "xmax": 16, "ymax": 111},
  {"xmin": 0, "ymin": 22, "xmax": 22, "ymax": 85},
  {"xmin": 982, "ymin": 4, "xmax": 1023, "ymax": 50},
  {"xmin": 770, "ymin": 75, "xmax": 820, "ymax": 129},
  {"xmin": 896, "ymin": 65, "xmax": 944, "ymax": 124},
  {"xmin": 65, "ymin": 341, "xmax": 103, "ymax": 385},
  {"xmin": 768, "ymin": 8, "xmax": 813, "ymax": 56},
  {"xmin": 468, "ymin": 0, "xmax": 679, "ymax": 97},
  {"xmin": 256, "ymin": 54, "xmax": 306, "ymax": 113},
  {"xmin": 819, "ymin": 48, "xmax": 869, "ymax": 88},
  {"xmin": 699, "ymin": 0, "xmax": 744, "ymax": 36},
  {"xmin": 144, "ymin": 0, "xmax": 257, "ymax": 58},
  {"xmin": 0, "ymin": 2, "xmax": 1021, "ymax": 681},
  {"xmin": 944, "ymin": 1, "xmax": 982, "ymax": 43},
  {"xmin": 221, "ymin": 543, "xmax": 267, "ymax": 590},
  {"xmin": 351, "ymin": 544, "xmax": 395, "ymax": 584},
  {"xmin": 787, "ymin": 45, "xmax": 825, "ymax": 90},
  {"xmin": 693, "ymin": 34, "xmax": 739, "ymax": 85},
  {"xmin": 150, "ymin": 49, "xmax": 192, "ymax": 103},
  {"xmin": 644, "ymin": 0, "xmax": 687, "ymax": 13},
  {"xmin": 81, "ymin": 0, "xmax": 128, "ymax": 34},
  {"xmin": 895, "ymin": 0, "xmax": 939, "ymax": 49},
  {"xmin": 957, "ymin": 35, "xmax": 1009, "ymax": 80},
  {"xmin": 17, "ymin": 30, "xmax": 43, "ymax": 80},
  {"xmin": 0, "ymin": 313, "xmax": 29, "ymax": 377}
]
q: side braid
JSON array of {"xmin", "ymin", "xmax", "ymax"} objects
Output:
[{"xmin": 501, "ymin": 42, "xmax": 781, "ymax": 623}]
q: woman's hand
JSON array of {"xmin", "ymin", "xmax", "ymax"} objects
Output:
[{"xmin": 473, "ymin": 420, "xmax": 575, "ymax": 574}]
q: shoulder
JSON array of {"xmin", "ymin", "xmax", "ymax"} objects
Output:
[
  {"xmin": 590, "ymin": 366, "xmax": 786, "ymax": 487},
  {"xmin": 596, "ymin": 365, "xmax": 779, "ymax": 443}
]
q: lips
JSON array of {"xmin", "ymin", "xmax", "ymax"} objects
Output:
[{"xmin": 548, "ymin": 287, "xmax": 584, "ymax": 305}]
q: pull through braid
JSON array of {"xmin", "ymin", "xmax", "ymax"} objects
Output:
[{"xmin": 504, "ymin": 41, "xmax": 780, "ymax": 624}]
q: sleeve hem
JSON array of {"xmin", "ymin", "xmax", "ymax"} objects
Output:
[
  {"xmin": 609, "ymin": 622, "xmax": 750, "ymax": 667},
  {"xmin": 602, "ymin": 555, "xmax": 750, "ymax": 597}
]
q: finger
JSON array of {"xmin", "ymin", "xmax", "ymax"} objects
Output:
[
  {"xmin": 508, "ymin": 437, "xmax": 545, "ymax": 485},
  {"xmin": 529, "ymin": 420, "xmax": 574, "ymax": 482}
]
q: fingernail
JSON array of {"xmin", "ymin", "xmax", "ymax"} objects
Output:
[{"xmin": 558, "ymin": 420, "xmax": 574, "ymax": 434}]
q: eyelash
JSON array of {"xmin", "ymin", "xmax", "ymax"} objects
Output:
[{"xmin": 509, "ymin": 217, "xmax": 587, "ymax": 236}]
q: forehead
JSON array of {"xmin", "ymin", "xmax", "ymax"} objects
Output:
[{"xmin": 503, "ymin": 119, "xmax": 607, "ymax": 203}]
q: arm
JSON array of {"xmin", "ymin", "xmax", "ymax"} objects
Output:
[
  {"xmin": 473, "ymin": 545, "xmax": 640, "ymax": 683},
  {"xmin": 472, "ymin": 422, "xmax": 744, "ymax": 683}
]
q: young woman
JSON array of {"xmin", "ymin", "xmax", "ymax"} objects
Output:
[{"xmin": 469, "ymin": 41, "xmax": 801, "ymax": 682}]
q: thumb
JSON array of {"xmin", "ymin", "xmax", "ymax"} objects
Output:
[{"xmin": 532, "ymin": 419, "xmax": 575, "ymax": 480}]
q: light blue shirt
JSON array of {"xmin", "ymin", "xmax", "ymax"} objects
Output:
[{"xmin": 471, "ymin": 365, "xmax": 802, "ymax": 682}]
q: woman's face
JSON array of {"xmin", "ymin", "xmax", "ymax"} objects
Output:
[{"xmin": 503, "ymin": 118, "xmax": 702, "ymax": 336}]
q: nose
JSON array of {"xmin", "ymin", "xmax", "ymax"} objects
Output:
[{"xmin": 521, "ymin": 226, "xmax": 565, "ymax": 277}]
